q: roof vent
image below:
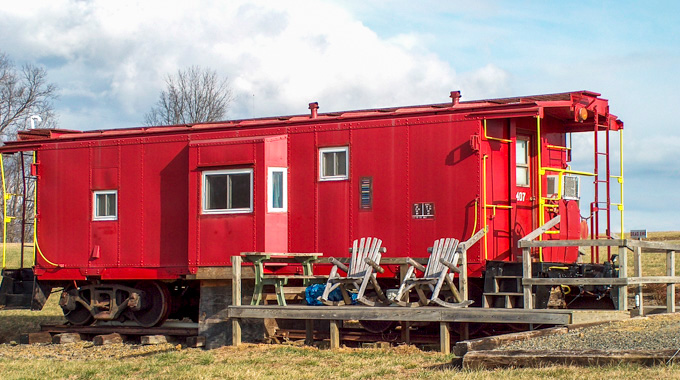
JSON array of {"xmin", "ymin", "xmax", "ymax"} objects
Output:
[
  {"xmin": 450, "ymin": 91, "xmax": 461, "ymax": 106},
  {"xmin": 309, "ymin": 102, "xmax": 319, "ymax": 119}
]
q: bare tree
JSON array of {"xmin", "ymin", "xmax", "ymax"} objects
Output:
[
  {"xmin": 144, "ymin": 66, "xmax": 233, "ymax": 126},
  {"xmin": 0, "ymin": 51, "xmax": 58, "ymax": 246},
  {"xmin": 0, "ymin": 52, "xmax": 58, "ymax": 137}
]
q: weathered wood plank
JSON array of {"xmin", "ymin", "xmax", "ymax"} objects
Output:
[
  {"xmin": 627, "ymin": 240, "xmax": 680, "ymax": 251},
  {"xmin": 669, "ymin": 251, "xmax": 677, "ymax": 313},
  {"xmin": 523, "ymin": 278, "xmax": 628, "ymax": 286},
  {"xmin": 186, "ymin": 266, "xmax": 256, "ymax": 280},
  {"xmin": 522, "ymin": 248, "xmax": 532, "ymax": 310},
  {"xmin": 93, "ymin": 333, "xmax": 123, "ymax": 346},
  {"xmin": 519, "ymin": 216, "xmax": 561, "ymax": 242},
  {"xmin": 463, "ymin": 349, "xmax": 680, "ymax": 369},
  {"xmin": 454, "ymin": 326, "xmax": 568, "ymax": 356},
  {"xmin": 20, "ymin": 332, "xmax": 52, "ymax": 344},
  {"xmin": 440, "ymin": 322, "xmax": 450, "ymax": 355},
  {"xmin": 231, "ymin": 256, "xmax": 242, "ymax": 346},
  {"xmin": 634, "ymin": 246, "xmax": 643, "ymax": 317},
  {"xmin": 141, "ymin": 335, "xmax": 168, "ymax": 345},
  {"xmin": 618, "ymin": 246, "xmax": 628, "ymax": 311},
  {"xmin": 226, "ymin": 305, "xmax": 573, "ymax": 325},
  {"xmin": 626, "ymin": 276, "xmax": 680, "ymax": 284},
  {"xmin": 52, "ymin": 333, "xmax": 81, "ymax": 344},
  {"xmin": 519, "ymin": 239, "xmax": 626, "ymax": 248},
  {"xmin": 329, "ymin": 320, "xmax": 340, "ymax": 349}
]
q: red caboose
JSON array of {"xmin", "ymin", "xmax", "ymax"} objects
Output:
[{"xmin": 0, "ymin": 90, "xmax": 623, "ymax": 325}]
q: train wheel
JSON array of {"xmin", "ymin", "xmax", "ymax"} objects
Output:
[
  {"xmin": 61, "ymin": 286, "xmax": 94, "ymax": 326},
  {"xmin": 131, "ymin": 281, "xmax": 171, "ymax": 327}
]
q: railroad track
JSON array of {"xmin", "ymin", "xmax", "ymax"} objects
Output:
[{"xmin": 34, "ymin": 322, "xmax": 200, "ymax": 345}]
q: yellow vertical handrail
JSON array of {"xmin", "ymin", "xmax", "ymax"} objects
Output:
[
  {"xmin": 31, "ymin": 151, "xmax": 58, "ymax": 267},
  {"xmin": 482, "ymin": 154, "xmax": 488, "ymax": 260}
]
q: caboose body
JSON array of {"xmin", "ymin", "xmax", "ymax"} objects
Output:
[{"xmin": 0, "ymin": 90, "xmax": 623, "ymax": 325}]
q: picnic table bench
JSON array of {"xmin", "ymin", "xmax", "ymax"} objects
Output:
[{"xmin": 241, "ymin": 252, "xmax": 324, "ymax": 306}]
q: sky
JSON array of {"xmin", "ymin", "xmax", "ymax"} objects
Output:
[{"xmin": 0, "ymin": 0, "xmax": 678, "ymax": 232}]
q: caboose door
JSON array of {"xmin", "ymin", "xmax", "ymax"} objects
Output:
[{"xmin": 512, "ymin": 132, "xmax": 537, "ymax": 259}]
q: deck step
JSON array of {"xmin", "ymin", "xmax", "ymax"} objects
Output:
[{"xmin": 482, "ymin": 292, "xmax": 528, "ymax": 309}]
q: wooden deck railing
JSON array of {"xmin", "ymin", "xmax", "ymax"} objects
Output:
[{"xmin": 519, "ymin": 231, "xmax": 680, "ymax": 315}]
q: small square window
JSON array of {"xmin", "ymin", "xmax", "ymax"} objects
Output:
[
  {"xmin": 202, "ymin": 169, "xmax": 253, "ymax": 214},
  {"xmin": 268, "ymin": 167, "xmax": 287, "ymax": 212},
  {"xmin": 93, "ymin": 190, "xmax": 117, "ymax": 221},
  {"xmin": 319, "ymin": 147, "xmax": 349, "ymax": 181}
]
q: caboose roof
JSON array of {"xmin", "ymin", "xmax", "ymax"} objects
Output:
[{"xmin": 1, "ymin": 90, "xmax": 622, "ymax": 153}]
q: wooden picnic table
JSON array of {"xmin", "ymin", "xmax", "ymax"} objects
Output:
[{"xmin": 240, "ymin": 252, "xmax": 324, "ymax": 306}]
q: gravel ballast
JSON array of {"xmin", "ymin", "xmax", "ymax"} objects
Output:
[{"xmin": 502, "ymin": 313, "xmax": 680, "ymax": 351}]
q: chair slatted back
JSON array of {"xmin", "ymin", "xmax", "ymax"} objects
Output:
[
  {"xmin": 348, "ymin": 237, "xmax": 382, "ymax": 277},
  {"xmin": 424, "ymin": 238, "xmax": 460, "ymax": 279}
]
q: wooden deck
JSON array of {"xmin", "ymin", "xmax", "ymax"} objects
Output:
[{"xmin": 226, "ymin": 305, "xmax": 629, "ymax": 354}]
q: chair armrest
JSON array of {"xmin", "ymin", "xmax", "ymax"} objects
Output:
[
  {"xmin": 364, "ymin": 257, "xmax": 385, "ymax": 274},
  {"xmin": 349, "ymin": 247, "xmax": 387, "ymax": 253},
  {"xmin": 406, "ymin": 258, "xmax": 426, "ymax": 273},
  {"xmin": 329, "ymin": 257, "xmax": 349, "ymax": 273},
  {"xmin": 439, "ymin": 257, "xmax": 462, "ymax": 274}
]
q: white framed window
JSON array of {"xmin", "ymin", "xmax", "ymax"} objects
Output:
[
  {"xmin": 319, "ymin": 146, "xmax": 349, "ymax": 181},
  {"xmin": 93, "ymin": 190, "xmax": 118, "ymax": 221},
  {"xmin": 268, "ymin": 167, "xmax": 288, "ymax": 212},
  {"xmin": 516, "ymin": 139, "xmax": 530, "ymax": 187},
  {"xmin": 202, "ymin": 168, "xmax": 253, "ymax": 214}
]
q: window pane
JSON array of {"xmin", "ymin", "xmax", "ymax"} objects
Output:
[
  {"xmin": 228, "ymin": 173, "xmax": 251, "ymax": 209},
  {"xmin": 516, "ymin": 140, "xmax": 528, "ymax": 165},
  {"xmin": 272, "ymin": 171, "xmax": 283, "ymax": 209},
  {"xmin": 335, "ymin": 151, "xmax": 347, "ymax": 175},
  {"xmin": 105, "ymin": 194, "xmax": 116, "ymax": 216},
  {"xmin": 323, "ymin": 152, "xmax": 335, "ymax": 177},
  {"xmin": 96, "ymin": 194, "xmax": 107, "ymax": 216},
  {"xmin": 516, "ymin": 167, "xmax": 529, "ymax": 186},
  {"xmin": 206, "ymin": 175, "xmax": 228, "ymax": 210}
]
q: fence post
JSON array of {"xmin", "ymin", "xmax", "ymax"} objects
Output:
[
  {"xmin": 522, "ymin": 248, "xmax": 533, "ymax": 310},
  {"xmin": 460, "ymin": 247, "xmax": 468, "ymax": 303},
  {"xmin": 329, "ymin": 320, "xmax": 340, "ymax": 349},
  {"xmin": 667, "ymin": 250, "xmax": 676, "ymax": 313},
  {"xmin": 633, "ymin": 246, "xmax": 643, "ymax": 317},
  {"xmin": 618, "ymin": 245, "xmax": 628, "ymax": 311},
  {"xmin": 440, "ymin": 322, "xmax": 451, "ymax": 355},
  {"xmin": 231, "ymin": 255, "xmax": 242, "ymax": 346}
]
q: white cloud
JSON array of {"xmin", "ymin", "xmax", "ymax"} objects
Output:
[{"xmin": 0, "ymin": 0, "xmax": 510, "ymax": 128}]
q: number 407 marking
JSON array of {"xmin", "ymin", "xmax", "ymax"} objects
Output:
[{"xmin": 516, "ymin": 192, "xmax": 527, "ymax": 202}]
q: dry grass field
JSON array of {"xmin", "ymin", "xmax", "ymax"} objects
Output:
[{"xmin": 1, "ymin": 236, "xmax": 680, "ymax": 379}]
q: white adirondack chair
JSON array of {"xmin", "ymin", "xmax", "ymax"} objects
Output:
[
  {"xmin": 318, "ymin": 237, "xmax": 387, "ymax": 306},
  {"xmin": 393, "ymin": 237, "xmax": 473, "ymax": 308}
]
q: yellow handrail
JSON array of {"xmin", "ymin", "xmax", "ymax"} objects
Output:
[
  {"xmin": 31, "ymin": 151, "xmax": 58, "ymax": 267},
  {"xmin": 483, "ymin": 119, "xmax": 512, "ymax": 143},
  {"xmin": 482, "ymin": 155, "xmax": 488, "ymax": 260},
  {"xmin": 541, "ymin": 167, "xmax": 596, "ymax": 177},
  {"xmin": 469, "ymin": 199, "xmax": 478, "ymax": 241}
]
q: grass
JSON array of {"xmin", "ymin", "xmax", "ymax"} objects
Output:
[
  {"xmin": 0, "ymin": 344, "xmax": 678, "ymax": 379},
  {"xmin": 0, "ymin": 243, "xmax": 34, "ymax": 269}
]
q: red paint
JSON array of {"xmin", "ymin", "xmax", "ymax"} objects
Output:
[{"xmin": 0, "ymin": 91, "xmax": 622, "ymax": 282}]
